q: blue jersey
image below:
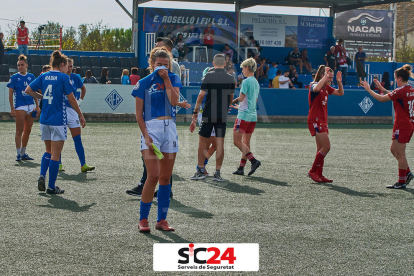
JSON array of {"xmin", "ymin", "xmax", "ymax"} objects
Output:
[
  {"xmin": 64, "ymin": 73, "xmax": 83, "ymax": 108},
  {"xmin": 29, "ymin": 70, "xmax": 75, "ymax": 126},
  {"xmin": 131, "ymin": 69, "xmax": 182, "ymax": 121},
  {"xmin": 7, "ymin": 73, "xmax": 36, "ymax": 108}
]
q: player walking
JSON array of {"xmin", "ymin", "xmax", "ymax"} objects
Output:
[
  {"xmin": 230, "ymin": 58, "xmax": 261, "ymax": 176},
  {"xmin": 7, "ymin": 54, "xmax": 39, "ymax": 161},
  {"xmin": 361, "ymin": 65, "xmax": 414, "ymax": 189},
  {"xmin": 307, "ymin": 66, "xmax": 344, "ymax": 183},
  {"xmin": 25, "ymin": 51, "xmax": 85, "ymax": 194}
]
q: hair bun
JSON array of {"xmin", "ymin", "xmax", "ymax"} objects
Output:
[
  {"xmin": 52, "ymin": 50, "xmax": 62, "ymax": 59},
  {"xmin": 18, "ymin": 54, "xmax": 27, "ymax": 61},
  {"xmin": 403, "ymin": 64, "xmax": 412, "ymax": 73}
]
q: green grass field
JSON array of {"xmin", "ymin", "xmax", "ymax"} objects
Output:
[{"xmin": 0, "ymin": 122, "xmax": 413, "ymax": 275}]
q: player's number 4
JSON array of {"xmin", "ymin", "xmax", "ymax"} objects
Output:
[{"xmin": 43, "ymin": 85, "xmax": 53, "ymax": 104}]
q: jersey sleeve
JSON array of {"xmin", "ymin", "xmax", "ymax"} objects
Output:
[
  {"xmin": 6, "ymin": 76, "xmax": 16, "ymax": 90},
  {"xmin": 388, "ymin": 88, "xmax": 404, "ymax": 101},
  {"xmin": 74, "ymin": 74, "xmax": 83, "ymax": 89},
  {"xmin": 240, "ymin": 79, "xmax": 247, "ymax": 95},
  {"xmin": 327, "ymin": 85, "xmax": 336, "ymax": 95},
  {"xmin": 131, "ymin": 79, "xmax": 145, "ymax": 99},
  {"xmin": 171, "ymin": 74, "xmax": 183, "ymax": 89},
  {"xmin": 200, "ymin": 75, "xmax": 209, "ymax": 91},
  {"xmin": 62, "ymin": 75, "xmax": 75, "ymax": 96},
  {"xmin": 28, "ymin": 75, "xmax": 42, "ymax": 91}
]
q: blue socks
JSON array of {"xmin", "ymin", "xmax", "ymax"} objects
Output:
[
  {"xmin": 48, "ymin": 160, "xmax": 59, "ymax": 190},
  {"xmin": 40, "ymin": 152, "xmax": 51, "ymax": 177},
  {"xmin": 73, "ymin": 135, "xmax": 85, "ymax": 166},
  {"xmin": 204, "ymin": 158, "xmax": 208, "ymax": 166},
  {"xmin": 140, "ymin": 201, "xmax": 152, "ymax": 221},
  {"xmin": 157, "ymin": 184, "xmax": 171, "ymax": 222}
]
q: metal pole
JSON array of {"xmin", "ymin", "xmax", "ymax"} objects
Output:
[
  {"xmin": 392, "ymin": 3, "xmax": 397, "ymax": 62},
  {"xmin": 133, "ymin": 0, "xmax": 139, "ymax": 58},
  {"xmin": 235, "ymin": 1, "xmax": 241, "ymax": 63}
]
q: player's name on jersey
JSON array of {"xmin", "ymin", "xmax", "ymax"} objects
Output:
[{"xmin": 44, "ymin": 76, "xmax": 58, "ymax": 81}]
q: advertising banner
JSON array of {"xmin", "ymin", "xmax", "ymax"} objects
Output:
[
  {"xmin": 142, "ymin": 8, "xmax": 237, "ymax": 44},
  {"xmin": 297, "ymin": 16, "xmax": 329, "ymax": 49}
]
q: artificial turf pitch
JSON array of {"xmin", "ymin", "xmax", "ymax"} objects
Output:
[{"xmin": 0, "ymin": 122, "xmax": 413, "ymax": 275}]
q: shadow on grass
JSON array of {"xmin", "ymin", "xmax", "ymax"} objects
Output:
[
  {"xmin": 161, "ymin": 199, "xmax": 214, "ymax": 219},
  {"xmin": 208, "ymin": 180, "xmax": 265, "ymax": 196},
  {"xmin": 319, "ymin": 182, "xmax": 386, "ymax": 198},
  {"xmin": 402, "ymin": 188, "xmax": 414, "ymax": 195},
  {"xmin": 248, "ymin": 176, "xmax": 290, "ymax": 187},
  {"xmin": 38, "ymin": 193, "xmax": 96, "ymax": 212},
  {"xmin": 14, "ymin": 161, "xmax": 40, "ymax": 168},
  {"xmin": 172, "ymin": 174, "xmax": 187, "ymax": 182},
  {"xmin": 143, "ymin": 231, "xmax": 192, "ymax": 243},
  {"xmin": 58, "ymin": 172, "xmax": 97, "ymax": 183}
]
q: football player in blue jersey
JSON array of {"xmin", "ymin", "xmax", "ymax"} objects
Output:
[
  {"xmin": 57, "ymin": 58, "xmax": 95, "ymax": 173},
  {"xmin": 132, "ymin": 46, "xmax": 182, "ymax": 233},
  {"xmin": 7, "ymin": 55, "xmax": 39, "ymax": 161},
  {"xmin": 26, "ymin": 51, "xmax": 86, "ymax": 194}
]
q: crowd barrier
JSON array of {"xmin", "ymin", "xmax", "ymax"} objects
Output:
[{"xmin": 0, "ymin": 83, "xmax": 392, "ymax": 123}]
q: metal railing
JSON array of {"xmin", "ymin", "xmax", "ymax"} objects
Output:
[
  {"xmin": 145, "ymin": 33, "xmax": 156, "ymax": 56},
  {"xmin": 182, "ymin": 69, "xmax": 190, "ymax": 86}
]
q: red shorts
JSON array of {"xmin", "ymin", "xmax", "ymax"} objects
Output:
[
  {"xmin": 233, "ymin": 119, "xmax": 257, "ymax": 134},
  {"xmin": 308, "ymin": 122, "xmax": 329, "ymax": 136},
  {"xmin": 392, "ymin": 129, "xmax": 414, "ymax": 143}
]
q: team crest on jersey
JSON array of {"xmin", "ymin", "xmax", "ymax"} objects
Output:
[
  {"xmin": 17, "ymin": 78, "xmax": 20, "ymax": 81},
  {"xmin": 134, "ymin": 82, "xmax": 139, "ymax": 90},
  {"xmin": 28, "ymin": 77, "xmax": 32, "ymax": 81}
]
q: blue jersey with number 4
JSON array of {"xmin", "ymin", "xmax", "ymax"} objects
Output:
[
  {"xmin": 7, "ymin": 73, "xmax": 36, "ymax": 108},
  {"xmin": 29, "ymin": 70, "xmax": 75, "ymax": 126},
  {"xmin": 64, "ymin": 73, "xmax": 83, "ymax": 109}
]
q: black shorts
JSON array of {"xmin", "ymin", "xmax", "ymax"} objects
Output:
[{"xmin": 199, "ymin": 122, "xmax": 227, "ymax": 138}]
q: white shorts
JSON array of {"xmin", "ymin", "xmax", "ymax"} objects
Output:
[
  {"xmin": 40, "ymin": 124, "xmax": 67, "ymax": 141},
  {"xmin": 141, "ymin": 119, "xmax": 179, "ymax": 153},
  {"xmin": 198, "ymin": 113, "xmax": 215, "ymax": 137},
  {"xmin": 66, "ymin": 107, "xmax": 80, "ymax": 128},
  {"xmin": 15, "ymin": 104, "xmax": 35, "ymax": 115}
]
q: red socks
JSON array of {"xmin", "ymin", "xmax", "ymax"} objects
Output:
[
  {"xmin": 399, "ymin": 169, "xmax": 407, "ymax": 183},
  {"xmin": 239, "ymin": 159, "xmax": 247, "ymax": 168},
  {"xmin": 310, "ymin": 151, "xmax": 326, "ymax": 174},
  {"xmin": 246, "ymin": 152, "xmax": 256, "ymax": 162}
]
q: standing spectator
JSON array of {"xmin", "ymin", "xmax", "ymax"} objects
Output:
[
  {"xmin": 82, "ymin": 70, "xmax": 98, "ymax": 84},
  {"xmin": 288, "ymin": 47, "xmax": 303, "ymax": 73},
  {"xmin": 122, "ymin": 69, "xmax": 130, "ymax": 85},
  {"xmin": 175, "ymin": 33, "xmax": 188, "ymax": 62},
  {"xmin": 186, "ymin": 25, "xmax": 200, "ymax": 45},
  {"xmin": 324, "ymin": 46, "xmax": 336, "ymax": 71},
  {"xmin": 0, "ymin": 32, "xmax": 4, "ymax": 65},
  {"xmin": 279, "ymin": 70, "xmax": 295, "ymax": 89},
  {"xmin": 203, "ymin": 23, "xmax": 214, "ymax": 62},
  {"xmin": 100, "ymin": 67, "xmax": 111, "ymax": 84},
  {"xmin": 222, "ymin": 44, "xmax": 234, "ymax": 60},
  {"xmin": 272, "ymin": 70, "xmax": 282, "ymax": 88},
  {"xmin": 334, "ymin": 39, "xmax": 344, "ymax": 56},
  {"xmin": 382, "ymin": 71, "xmax": 394, "ymax": 90},
  {"xmin": 130, "ymin": 67, "xmax": 140, "ymax": 85},
  {"xmin": 337, "ymin": 47, "xmax": 348, "ymax": 85},
  {"xmin": 16, "ymin": 21, "xmax": 29, "ymax": 56},
  {"xmin": 267, "ymin": 62, "xmax": 278, "ymax": 87},
  {"xmin": 255, "ymin": 57, "xmax": 269, "ymax": 81},
  {"xmin": 289, "ymin": 67, "xmax": 303, "ymax": 88},
  {"xmin": 355, "ymin": 46, "xmax": 367, "ymax": 85},
  {"xmin": 301, "ymin": 49, "xmax": 315, "ymax": 73},
  {"xmin": 247, "ymin": 36, "xmax": 261, "ymax": 58}
]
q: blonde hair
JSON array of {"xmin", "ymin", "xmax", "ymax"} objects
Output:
[
  {"xmin": 122, "ymin": 69, "xmax": 129, "ymax": 76},
  {"xmin": 313, "ymin": 65, "xmax": 333, "ymax": 83},
  {"xmin": 241, "ymin": 58, "xmax": 257, "ymax": 73},
  {"xmin": 18, "ymin": 54, "xmax": 28, "ymax": 64},
  {"xmin": 395, "ymin": 64, "xmax": 414, "ymax": 82},
  {"xmin": 148, "ymin": 46, "xmax": 172, "ymax": 72}
]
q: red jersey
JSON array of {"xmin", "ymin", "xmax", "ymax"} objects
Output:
[
  {"xmin": 130, "ymin": 74, "xmax": 140, "ymax": 85},
  {"xmin": 308, "ymin": 83, "xmax": 335, "ymax": 124},
  {"xmin": 203, "ymin": 29, "xmax": 214, "ymax": 45},
  {"xmin": 388, "ymin": 85, "xmax": 414, "ymax": 130},
  {"xmin": 17, "ymin": 27, "xmax": 29, "ymax": 45}
]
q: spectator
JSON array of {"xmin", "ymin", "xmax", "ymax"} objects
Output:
[
  {"xmin": 180, "ymin": 65, "xmax": 188, "ymax": 85},
  {"xmin": 288, "ymin": 47, "xmax": 303, "ymax": 73},
  {"xmin": 370, "ymin": 76, "xmax": 381, "ymax": 93},
  {"xmin": 301, "ymin": 49, "xmax": 315, "ymax": 73},
  {"xmin": 272, "ymin": 69, "xmax": 282, "ymax": 88},
  {"xmin": 130, "ymin": 67, "xmax": 140, "ymax": 85},
  {"xmin": 175, "ymin": 33, "xmax": 188, "ymax": 62},
  {"xmin": 0, "ymin": 32, "xmax": 4, "ymax": 64},
  {"xmin": 267, "ymin": 62, "xmax": 278, "ymax": 87},
  {"xmin": 247, "ymin": 36, "xmax": 261, "ymax": 58},
  {"xmin": 82, "ymin": 70, "xmax": 98, "ymax": 84},
  {"xmin": 122, "ymin": 69, "xmax": 130, "ymax": 85},
  {"xmin": 100, "ymin": 67, "xmax": 111, "ymax": 84},
  {"xmin": 337, "ymin": 47, "xmax": 348, "ymax": 85},
  {"xmin": 74, "ymin": 67, "xmax": 82, "ymax": 79},
  {"xmin": 166, "ymin": 32, "xmax": 176, "ymax": 45},
  {"xmin": 222, "ymin": 44, "xmax": 234, "ymax": 60},
  {"xmin": 16, "ymin": 20, "xmax": 29, "ymax": 56},
  {"xmin": 237, "ymin": 74, "xmax": 244, "ymax": 88},
  {"xmin": 382, "ymin": 71, "xmax": 394, "ymax": 90},
  {"xmin": 355, "ymin": 46, "xmax": 367, "ymax": 85},
  {"xmin": 334, "ymin": 39, "xmax": 344, "ymax": 56},
  {"xmin": 186, "ymin": 25, "xmax": 200, "ymax": 45},
  {"xmin": 203, "ymin": 23, "xmax": 214, "ymax": 62},
  {"xmin": 255, "ymin": 57, "xmax": 269, "ymax": 81},
  {"xmin": 289, "ymin": 67, "xmax": 303, "ymax": 88},
  {"xmin": 224, "ymin": 53, "xmax": 234, "ymax": 71},
  {"xmin": 227, "ymin": 67, "xmax": 237, "ymax": 85},
  {"xmin": 279, "ymin": 70, "xmax": 295, "ymax": 89},
  {"xmin": 324, "ymin": 46, "xmax": 336, "ymax": 71}
]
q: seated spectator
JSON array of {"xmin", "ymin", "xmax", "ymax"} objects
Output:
[
  {"xmin": 75, "ymin": 67, "xmax": 82, "ymax": 79},
  {"xmin": 237, "ymin": 74, "xmax": 244, "ymax": 88},
  {"xmin": 122, "ymin": 69, "xmax": 130, "ymax": 85},
  {"xmin": 175, "ymin": 33, "xmax": 188, "ymax": 61},
  {"xmin": 337, "ymin": 47, "xmax": 348, "ymax": 85},
  {"xmin": 324, "ymin": 46, "xmax": 337, "ymax": 71},
  {"xmin": 247, "ymin": 36, "xmax": 261, "ymax": 58},
  {"xmin": 82, "ymin": 70, "xmax": 98, "ymax": 84},
  {"xmin": 370, "ymin": 76, "xmax": 381, "ymax": 93},
  {"xmin": 267, "ymin": 62, "xmax": 278, "ymax": 87},
  {"xmin": 166, "ymin": 33, "xmax": 176, "ymax": 45},
  {"xmin": 287, "ymin": 47, "xmax": 303, "ymax": 73},
  {"xmin": 289, "ymin": 67, "xmax": 303, "ymax": 88},
  {"xmin": 224, "ymin": 53, "xmax": 234, "ymax": 71},
  {"xmin": 255, "ymin": 57, "xmax": 269, "ymax": 81},
  {"xmin": 382, "ymin": 71, "xmax": 393, "ymax": 90},
  {"xmin": 180, "ymin": 65, "xmax": 188, "ymax": 85},
  {"xmin": 100, "ymin": 67, "xmax": 111, "ymax": 84},
  {"xmin": 130, "ymin": 67, "xmax": 140, "ymax": 85},
  {"xmin": 272, "ymin": 70, "xmax": 282, "ymax": 88},
  {"xmin": 279, "ymin": 70, "xmax": 295, "ymax": 89},
  {"xmin": 301, "ymin": 49, "xmax": 315, "ymax": 73},
  {"xmin": 227, "ymin": 67, "xmax": 237, "ymax": 85},
  {"xmin": 222, "ymin": 44, "xmax": 234, "ymax": 59}
]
